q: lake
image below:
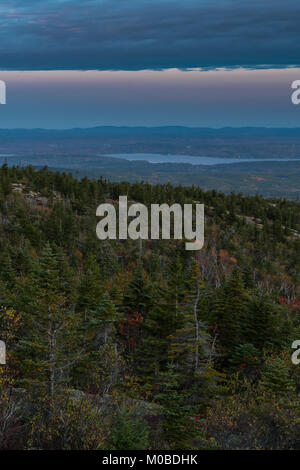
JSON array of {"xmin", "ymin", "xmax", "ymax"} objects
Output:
[
  {"xmin": 1, "ymin": 153, "xmax": 300, "ymax": 170},
  {"xmin": 103, "ymin": 153, "xmax": 300, "ymax": 165}
]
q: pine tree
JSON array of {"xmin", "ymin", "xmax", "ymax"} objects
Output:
[
  {"xmin": 77, "ymin": 254, "xmax": 103, "ymax": 320},
  {"xmin": 121, "ymin": 262, "xmax": 152, "ymax": 352},
  {"xmin": 169, "ymin": 259, "xmax": 204, "ymax": 374},
  {"xmin": 245, "ymin": 297, "xmax": 279, "ymax": 351},
  {"xmin": 18, "ymin": 243, "xmax": 80, "ymax": 407},
  {"xmin": 258, "ymin": 357, "xmax": 295, "ymax": 399},
  {"xmin": 212, "ymin": 269, "xmax": 249, "ymax": 358},
  {"xmin": 156, "ymin": 365, "xmax": 202, "ymax": 450},
  {"xmin": 74, "ymin": 291, "xmax": 123, "ymax": 394},
  {"xmin": 88, "ymin": 291, "xmax": 120, "ymax": 346},
  {"xmin": 167, "ymin": 254, "xmax": 186, "ymax": 320},
  {"xmin": 106, "ymin": 405, "xmax": 149, "ymax": 450},
  {"xmin": 0, "ymin": 251, "xmax": 14, "ymax": 289}
]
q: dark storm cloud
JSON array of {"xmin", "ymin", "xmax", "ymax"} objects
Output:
[{"xmin": 1, "ymin": 0, "xmax": 300, "ymax": 70}]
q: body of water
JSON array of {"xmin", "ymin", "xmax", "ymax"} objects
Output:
[
  {"xmin": 1, "ymin": 153, "xmax": 300, "ymax": 170},
  {"xmin": 103, "ymin": 153, "xmax": 300, "ymax": 165}
]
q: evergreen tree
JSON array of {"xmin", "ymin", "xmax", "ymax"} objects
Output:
[
  {"xmin": 106, "ymin": 405, "xmax": 149, "ymax": 450},
  {"xmin": 212, "ymin": 269, "xmax": 249, "ymax": 358},
  {"xmin": 245, "ymin": 297, "xmax": 279, "ymax": 351},
  {"xmin": 78, "ymin": 254, "xmax": 103, "ymax": 320},
  {"xmin": 258, "ymin": 357, "xmax": 296, "ymax": 399},
  {"xmin": 19, "ymin": 243, "xmax": 80, "ymax": 407}
]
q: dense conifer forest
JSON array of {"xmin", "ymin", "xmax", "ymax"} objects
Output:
[{"xmin": 0, "ymin": 164, "xmax": 300, "ymax": 449}]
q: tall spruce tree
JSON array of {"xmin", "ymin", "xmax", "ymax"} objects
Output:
[
  {"xmin": 212, "ymin": 269, "xmax": 249, "ymax": 359},
  {"xmin": 19, "ymin": 243, "xmax": 80, "ymax": 407}
]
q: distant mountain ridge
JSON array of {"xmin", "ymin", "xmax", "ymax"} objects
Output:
[{"xmin": 1, "ymin": 126, "xmax": 300, "ymax": 139}]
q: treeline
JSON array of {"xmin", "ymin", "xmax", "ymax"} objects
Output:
[{"xmin": 0, "ymin": 164, "xmax": 299, "ymax": 450}]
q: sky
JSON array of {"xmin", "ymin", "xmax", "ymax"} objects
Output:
[
  {"xmin": 0, "ymin": 68, "xmax": 300, "ymax": 128},
  {"xmin": 0, "ymin": 0, "xmax": 300, "ymax": 128},
  {"xmin": 1, "ymin": 0, "xmax": 300, "ymax": 70}
]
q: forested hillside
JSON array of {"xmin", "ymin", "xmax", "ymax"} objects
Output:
[{"xmin": 0, "ymin": 164, "xmax": 300, "ymax": 450}]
